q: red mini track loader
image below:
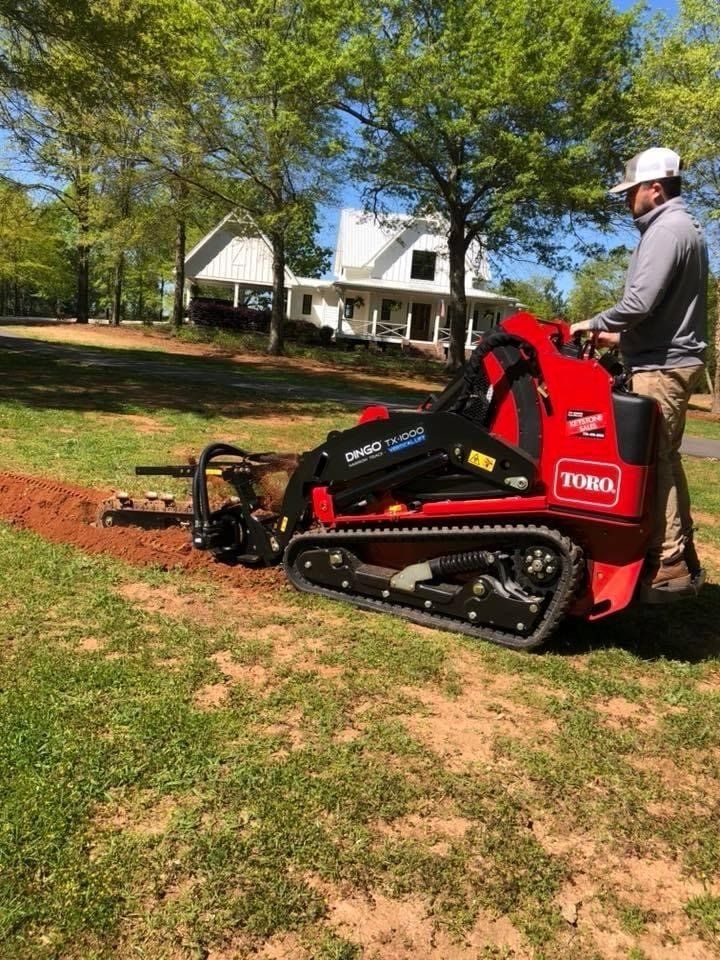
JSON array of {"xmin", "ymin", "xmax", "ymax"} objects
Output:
[{"xmin": 98, "ymin": 313, "xmax": 704, "ymax": 650}]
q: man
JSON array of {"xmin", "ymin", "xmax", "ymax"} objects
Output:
[{"xmin": 571, "ymin": 147, "xmax": 708, "ymax": 593}]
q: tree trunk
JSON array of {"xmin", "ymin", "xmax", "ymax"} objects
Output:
[
  {"xmin": 111, "ymin": 252, "xmax": 124, "ymax": 326},
  {"xmin": 134, "ymin": 253, "xmax": 144, "ymax": 322},
  {"xmin": 76, "ymin": 241, "xmax": 90, "ymax": 323},
  {"xmin": 158, "ymin": 277, "xmax": 165, "ymax": 322},
  {"xmin": 0, "ymin": 279, "xmax": 7, "ymax": 316},
  {"xmin": 268, "ymin": 230, "xmax": 286, "ymax": 356},
  {"xmin": 172, "ymin": 215, "xmax": 186, "ymax": 331},
  {"xmin": 445, "ymin": 215, "xmax": 468, "ymax": 371},
  {"xmin": 712, "ymin": 277, "xmax": 720, "ymax": 414},
  {"xmin": 75, "ymin": 175, "xmax": 91, "ymax": 324}
]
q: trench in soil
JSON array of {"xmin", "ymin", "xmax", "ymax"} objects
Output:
[{"xmin": 0, "ymin": 470, "xmax": 283, "ymax": 591}]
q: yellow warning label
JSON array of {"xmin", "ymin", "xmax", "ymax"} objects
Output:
[
  {"xmin": 280, "ymin": 516, "xmax": 288, "ymax": 532},
  {"xmin": 205, "ymin": 468, "xmax": 223, "ymax": 476},
  {"xmin": 468, "ymin": 450, "xmax": 496, "ymax": 472}
]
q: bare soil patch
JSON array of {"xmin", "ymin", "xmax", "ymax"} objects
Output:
[
  {"xmin": 89, "ymin": 412, "xmax": 173, "ymax": 433},
  {"xmin": 211, "ymin": 649, "xmax": 269, "ymax": 687},
  {"xmin": 693, "ymin": 541, "xmax": 720, "ymax": 570},
  {"xmin": 593, "ymin": 695, "xmax": 658, "ymax": 731},
  {"xmin": 375, "ymin": 812, "xmax": 472, "ymax": 854},
  {"xmin": 400, "ymin": 667, "xmax": 556, "ymax": 771},
  {"xmin": 532, "ymin": 817, "xmax": 720, "ymax": 959},
  {"xmin": 205, "ymin": 933, "xmax": 308, "ymax": 960},
  {"xmin": 631, "ymin": 754, "xmax": 720, "ymax": 803},
  {"xmin": 94, "ymin": 792, "xmax": 181, "ymax": 838},
  {"xmin": 325, "ymin": 888, "xmax": 527, "ymax": 959},
  {"xmin": 79, "ymin": 636, "xmax": 104, "ymax": 652},
  {"xmin": 193, "ymin": 682, "xmax": 231, "ymax": 710},
  {"xmin": 265, "ymin": 708, "xmax": 306, "ymax": 751},
  {"xmin": 193, "ymin": 652, "xmax": 272, "ymax": 711},
  {"xmin": 688, "ymin": 394, "xmax": 718, "ymax": 415},
  {"xmin": 119, "ymin": 582, "xmax": 220, "ymax": 622},
  {"xmin": 253, "ymin": 934, "xmax": 308, "ymax": 960}
]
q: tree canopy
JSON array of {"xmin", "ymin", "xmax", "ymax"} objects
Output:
[
  {"xmin": 340, "ymin": 0, "xmax": 637, "ymax": 365},
  {"xmin": 4, "ymin": 0, "xmax": 717, "ymax": 367},
  {"xmin": 497, "ymin": 275, "xmax": 566, "ymax": 321},
  {"xmin": 566, "ymin": 247, "xmax": 629, "ymax": 323}
]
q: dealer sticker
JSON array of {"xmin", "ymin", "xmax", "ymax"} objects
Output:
[
  {"xmin": 566, "ymin": 409, "xmax": 606, "ymax": 439},
  {"xmin": 468, "ymin": 450, "xmax": 496, "ymax": 472}
]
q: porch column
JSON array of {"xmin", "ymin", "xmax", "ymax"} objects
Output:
[
  {"xmin": 465, "ymin": 306, "xmax": 474, "ymax": 347},
  {"xmin": 433, "ymin": 307, "xmax": 440, "ymax": 343},
  {"xmin": 233, "ymin": 284, "xmax": 240, "ymax": 307},
  {"xmin": 371, "ymin": 304, "xmax": 378, "ymax": 337},
  {"xmin": 286, "ymin": 288, "xmax": 293, "ymax": 318},
  {"xmin": 405, "ymin": 304, "xmax": 412, "ymax": 339}
]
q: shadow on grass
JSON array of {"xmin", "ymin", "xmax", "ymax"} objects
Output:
[
  {"xmin": 0, "ymin": 347, "xmax": 369, "ymax": 420},
  {"xmin": 0, "ymin": 334, "xmax": 428, "ymax": 411},
  {"xmin": 547, "ymin": 582, "xmax": 720, "ymax": 663}
]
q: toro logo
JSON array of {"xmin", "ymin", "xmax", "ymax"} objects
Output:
[{"xmin": 553, "ymin": 458, "xmax": 621, "ymax": 508}]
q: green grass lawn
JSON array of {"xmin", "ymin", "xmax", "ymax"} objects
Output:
[
  {"xmin": 684, "ymin": 416, "xmax": 720, "ymax": 441},
  {"xmin": 0, "ymin": 349, "xmax": 360, "ymax": 493},
  {"xmin": 2, "ymin": 343, "xmax": 720, "ymax": 959}
]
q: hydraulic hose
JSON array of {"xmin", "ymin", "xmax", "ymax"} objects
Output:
[{"xmin": 192, "ymin": 442, "xmax": 250, "ymax": 527}]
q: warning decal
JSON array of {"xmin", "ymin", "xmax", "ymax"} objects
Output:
[
  {"xmin": 468, "ymin": 450, "xmax": 496, "ymax": 472},
  {"xmin": 566, "ymin": 409, "xmax": 606, "ymax": 439}
]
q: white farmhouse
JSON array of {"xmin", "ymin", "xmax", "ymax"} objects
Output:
[{"xmin": 184, "ymin": 209, "xmax": 519, "ymax": 353}]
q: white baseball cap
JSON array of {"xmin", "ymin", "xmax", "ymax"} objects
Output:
[{"xmin": 609, "ymin": 147, "xmax": 682, "ymax": 194}]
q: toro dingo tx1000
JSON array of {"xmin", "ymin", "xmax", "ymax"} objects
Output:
[{"xmin": 99, "ymin": 313, "xmax": 704, "ymax": 650}]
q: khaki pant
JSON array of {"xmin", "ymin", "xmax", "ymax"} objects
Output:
[{"xmin": 632, "ymin": 365, "xmax": 704, "ymax": 565}]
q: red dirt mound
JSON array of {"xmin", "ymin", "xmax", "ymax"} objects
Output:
[{"xmin": 0, "ymin": 471, "xmax": 283, "ymax": 590}]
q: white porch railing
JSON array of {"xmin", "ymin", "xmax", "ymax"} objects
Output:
[
  {"xmin": 437, "ymin": 324, "xmax": 477, "ymax": 346},
  {"xmin": 438, "ymin": 321, "xmax": 493, "ymax": 347},
  {"xmin": 373, "ymin": 318, "xmax": 407, "ymax": 339},
  {"xmin": 341, "ymin": 316, "xmax": 408, "ymax": 340}
]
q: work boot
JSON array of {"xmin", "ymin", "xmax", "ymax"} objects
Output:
[{"xmin": 644, "ymin": 558, "xmax": 692, "ymax": 591}]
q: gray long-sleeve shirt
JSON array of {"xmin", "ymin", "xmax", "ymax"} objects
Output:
[{"xmin": 588, "ymin": 196, "xmax": 707, "ymax": 371}]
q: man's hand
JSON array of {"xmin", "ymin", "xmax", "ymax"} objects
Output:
[{"xmin": 569, "ymin": 322, "xmax": 620, "ymax": 349}]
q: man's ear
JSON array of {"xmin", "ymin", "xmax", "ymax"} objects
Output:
[{"xmin": 652, "ymin": 180, "xmax": 668, "ymax": 204}]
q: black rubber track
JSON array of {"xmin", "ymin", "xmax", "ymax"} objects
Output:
[{"xmin": 284, "ymin": 523, "xmax": 584, "ymax": 651}]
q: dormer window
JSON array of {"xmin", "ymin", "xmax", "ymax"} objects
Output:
[{"xmin": 410, "ymin": 250, "xmax": 436, "ymax": 281}]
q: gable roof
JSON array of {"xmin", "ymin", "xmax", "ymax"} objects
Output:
[
  {"xmin": 185, "ymin": 212, "xmax": 299, "ymax": 286},
  {"xmin": 334, "ymin": 209, "xmax": 489, "ymax": 280}
]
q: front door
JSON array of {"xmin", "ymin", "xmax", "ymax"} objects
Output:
[{"xmin": 409, "ymin": 302, "xmax": 432, "ymax": 341}]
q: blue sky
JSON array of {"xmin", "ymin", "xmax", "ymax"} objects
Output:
[{"xmin": 317, "ymin": 0, "xmax": 681, "ymax": 295}]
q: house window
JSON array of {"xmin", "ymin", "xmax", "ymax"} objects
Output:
[
  {"xmin": 410, "ymin": 250, "xmax": 436, "ymax": 281},
  {"xmin": 471, "ymin": 307, "xmax": 497, "ymax": 330},
  {"xmin": 380, "ymin": 298, "xmax": 396, "ymax": 323},
  {"xmin": 302, "ymin": 293, "xmax": 312, "ymax": 315}
]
